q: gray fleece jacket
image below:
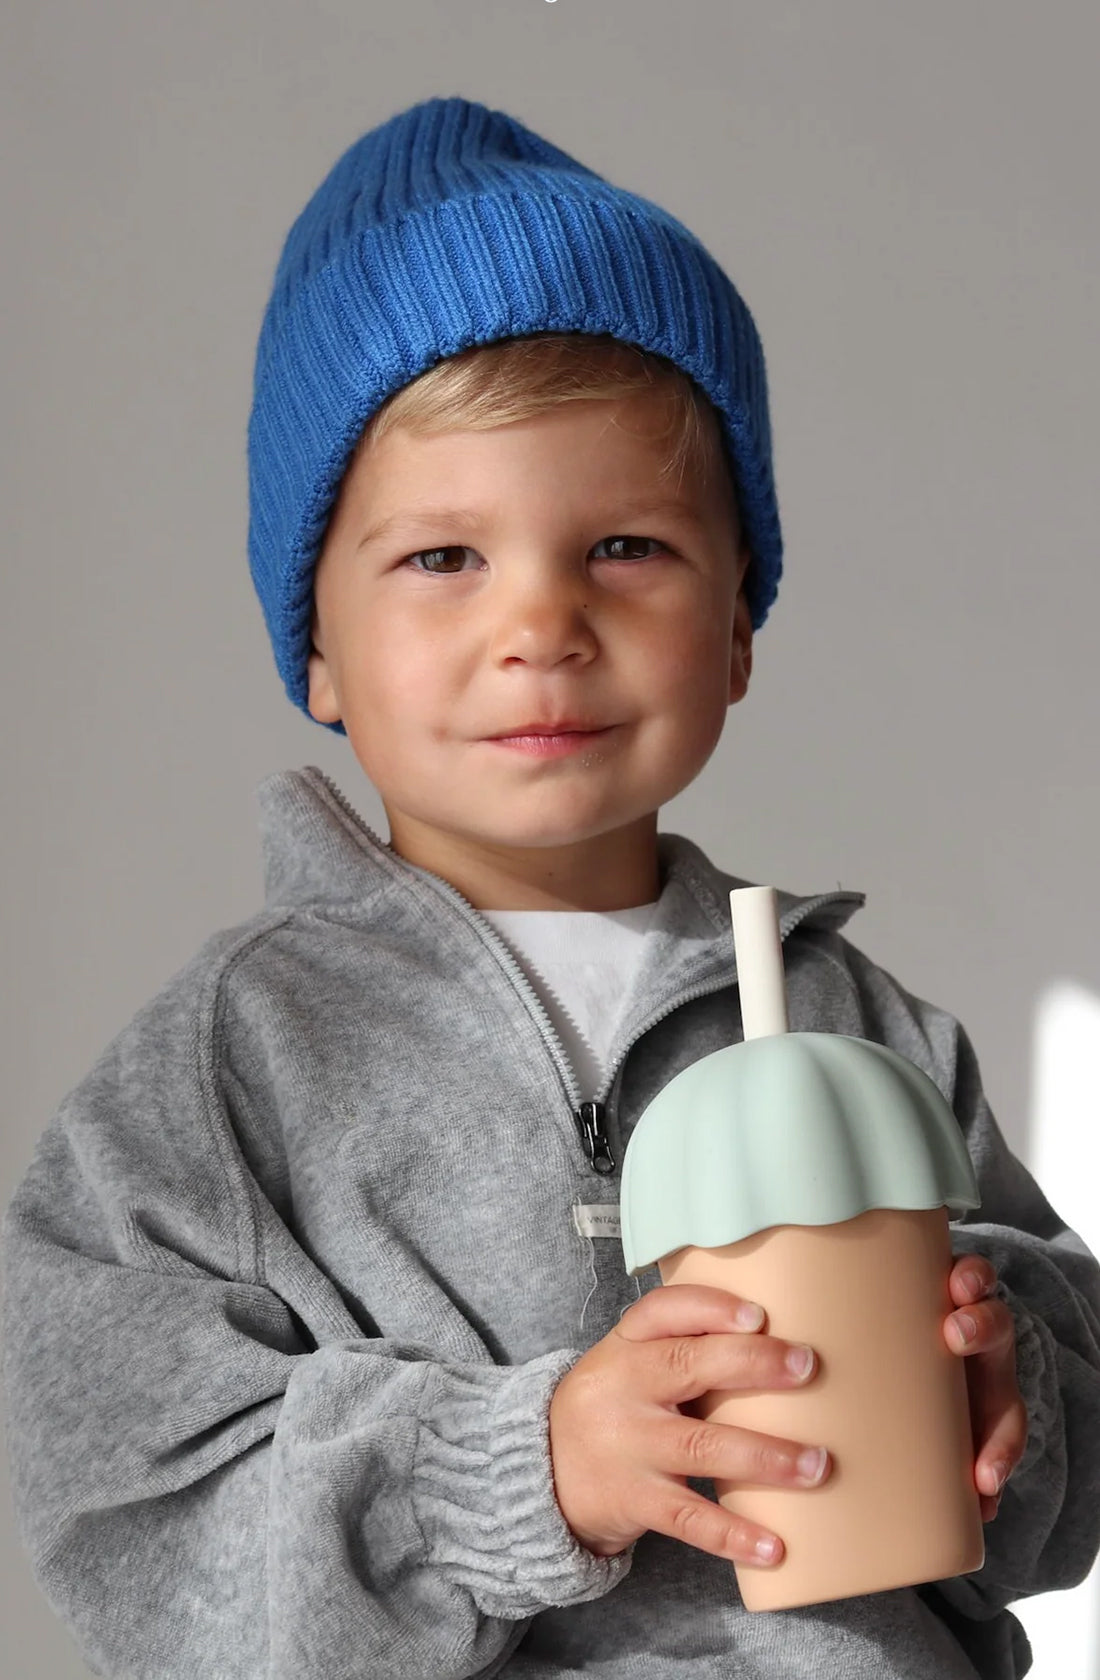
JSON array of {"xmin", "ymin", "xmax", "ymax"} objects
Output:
[{"xmin": 4, "ymin": 764, "xmax": 1100, "ymax": 1680}]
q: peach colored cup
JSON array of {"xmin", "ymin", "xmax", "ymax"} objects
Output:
[{"xmin": 660, "ymin": 1205, "xmax": 984, "ymax": 1610}]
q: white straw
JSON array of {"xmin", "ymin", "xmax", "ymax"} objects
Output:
[{"xmin": 729, "ymin": 887, "xmax": 790, "ymax": 1040}]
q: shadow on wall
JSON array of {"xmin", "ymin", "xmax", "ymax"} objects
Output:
[{"xmin": 1015, "ymin": 981, "xmax": 1100, "ymax": 1680}]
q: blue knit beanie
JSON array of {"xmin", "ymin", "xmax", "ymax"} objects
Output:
[{"xmin": 247, "ymin": 95, "xmax": 782, "ymax": 735}]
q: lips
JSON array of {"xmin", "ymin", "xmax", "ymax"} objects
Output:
[{"xmin": 487, "ymin": 724, "xmax": 613, "ymax": 759}]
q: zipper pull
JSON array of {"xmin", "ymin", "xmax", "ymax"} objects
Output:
[{"xmin": 573, "ymin": 1101, "xmax": 615, "ymax": 1175}]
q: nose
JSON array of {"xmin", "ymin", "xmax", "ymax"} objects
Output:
[{"xmin": 488, "ymin": 562, "xmax": 599, "ymax": 670}]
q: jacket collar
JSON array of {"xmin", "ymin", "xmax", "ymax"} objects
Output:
[
  {"xmin": 256, "ymin": 764, "xmax": 866, "ymax": 974},
  {"xmin": 257, "ymin": 765, "xmax": 867, "ymax": 1097}
]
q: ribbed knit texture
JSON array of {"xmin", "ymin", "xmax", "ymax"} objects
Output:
[{"xmin": 247, "ymin": 95, "xmax": 783, "ymax": 733}]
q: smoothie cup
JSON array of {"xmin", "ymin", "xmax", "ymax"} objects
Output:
[{"xmin": 619, "ymin": 886, "xmax": 985, "ymax": 1611}]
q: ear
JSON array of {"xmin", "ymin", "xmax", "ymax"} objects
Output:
[{"xmin": 306, "ymin": 605, "xmax": 342, "ymax": 725}]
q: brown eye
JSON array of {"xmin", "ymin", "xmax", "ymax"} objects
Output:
[
  {"xmin": 592, "ymin": 535, "xmax": 664, "ymax": 561},
  {"xmin": 407, "ymin": 547, "xmax": 475, "ymax": 574}
]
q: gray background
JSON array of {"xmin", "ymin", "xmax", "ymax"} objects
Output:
[{"xmin": 3, "ymin": 2, "xmax": 1098, "ymax": 1675}]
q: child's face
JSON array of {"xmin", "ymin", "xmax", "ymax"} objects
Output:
[{"xmin": 307, "ymin": 391, "xmax": 753, "ymax": 909}]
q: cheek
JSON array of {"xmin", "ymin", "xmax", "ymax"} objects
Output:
[
  {"xmin": 342, "ymin": 627, "xmax": 472, "ymax": 782},
  {"xmin": 648, "ymin": 611, "xmax": 735, "ymax": 705},
  {"xmin": 346, "ymin": 613, "xmax": 448, "ymax": 716}
]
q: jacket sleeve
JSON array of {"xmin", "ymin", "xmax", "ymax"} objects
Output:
[
  {"xmin": 838, "ymin": 933, "xmax": 1100, "ymax": 1618},
  {"xmin": 1, "ymin": 933, "xmax": 634, "ymax": 1680}
]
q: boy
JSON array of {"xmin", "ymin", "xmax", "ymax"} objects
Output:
[{"xmin": 3, "ymin": 93, "xmax": 1099, "ymax": 1680}]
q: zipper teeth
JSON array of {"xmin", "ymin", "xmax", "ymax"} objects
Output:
[
  {"xmin": 778, "ymin": 894, "xmax": 862, "ymax": 937},
  {"xmin": 310, "ymin": 768, "xmax": 587, "ymax": 1110},
  {"xmin": 306, "ymin": 766, "xmax": 861, "ymax": 1130},
  {"xmin": 316, "ymin": 764, "xmax": 708, "ymax": 1114},
  {"xmin": 597, "ymin": 894, "xmax": 860, "ymax": 1092},
  {"xmin": 313, "ymin": 769, "xmax": 388, "ymax": 844}
]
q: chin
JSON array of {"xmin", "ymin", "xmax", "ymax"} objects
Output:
[{"xmin": 484, "ymin": 809, "xmax": 650, "ymax": 851}]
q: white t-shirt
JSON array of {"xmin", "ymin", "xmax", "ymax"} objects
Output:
[{"xmin": 481, "ymin": 899, "xmax": 661, "ymax": 1101}]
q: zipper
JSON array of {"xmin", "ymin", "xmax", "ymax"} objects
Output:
[
  {"xmin": 573, "ymin": 1101, "xmax": 615, "ymax": 1175},
  {"xmin": 315, "ymin": 767, "xmax": 647, "ymax": 1172},
  {"xmin": 307, "ymin": 768, "xmax": 860, "ymax": 1180},
  {"xmin": 574, "ymin": 889, "xmax": 863, "ymax": 1167},
  {"xmin": 601, "ymin": 889, "xmax": 859, "ymax": 1058},
  {"xmin": 311, "ymin": 769, "xmax": 603, "ymax": 1147}
]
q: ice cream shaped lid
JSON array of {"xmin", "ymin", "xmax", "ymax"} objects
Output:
[{"xmin": 619, "ymin": 887, "xmax": 981, "ymax": 1277}]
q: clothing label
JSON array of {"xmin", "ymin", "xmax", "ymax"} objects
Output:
[{"xmin": 572, "ymin": 1203, "xmax": 622, "ymax": 1239}]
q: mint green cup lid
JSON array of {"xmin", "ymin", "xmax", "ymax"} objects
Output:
[{"xmin": 620, "ymin": 1032, "xmax": 981, "ymax": 1277}]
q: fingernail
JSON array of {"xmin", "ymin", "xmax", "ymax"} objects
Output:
[
  {"xmin": 962, "ymin": 1270, "xmax": 986, "ymax": 1298},
  {"xmin": 953, "ymin": 1312, "xmax": 977, "ymax": 1345},
  {"xmin": 786, "ymin": 1345, "xmax": 815, "ymax": 1379},
  {"xmin": 755, "ymin": 1534, "xmax": 781, "ymax": 1562},
  {"xmin": 990, "ymin": 1460, "xmax": 1008, "ymax": 1493},
  {"xmin": 735, "ymin": 1301, "xmax": 765, "ymax": 1330},
  {"xmin": 796, "ymin": 1447, "xmax": 828, "ymax": 1484}
]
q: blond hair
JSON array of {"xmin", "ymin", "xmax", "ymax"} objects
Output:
[{"xmin": 353, "ymin": 332, "xmax": 741, "ymax": 518}]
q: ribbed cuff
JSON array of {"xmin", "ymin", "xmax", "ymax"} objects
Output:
[
  {"xmin": 996, "ymin": 1284, "xmax": 1055, "ymax": 1478},
  {"xmin": 413, "ymin": 1349, "xmax": 636, "ymax": 1619}
]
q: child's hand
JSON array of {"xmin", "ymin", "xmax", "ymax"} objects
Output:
[
  {"xmin": 944, "ymin": 1254, "xmax": 1029, "ymax": 1522},
  {"xmin": 548, "ymin": 1284, "xmax": 830, "ymax": 1566}
]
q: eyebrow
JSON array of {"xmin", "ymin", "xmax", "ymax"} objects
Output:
[{"xmin": 355, "ymin": 497, "xmax": 708, "ymax": 552}]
